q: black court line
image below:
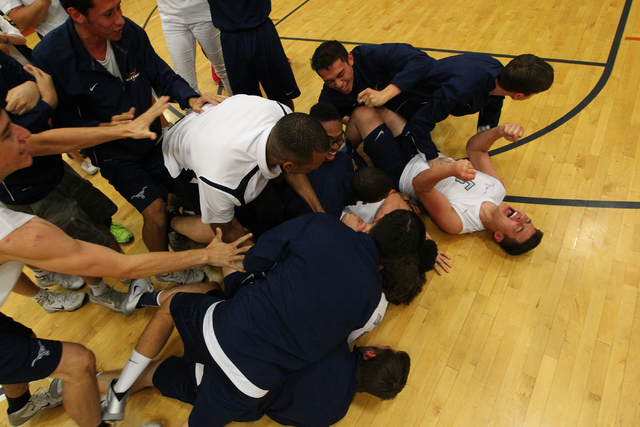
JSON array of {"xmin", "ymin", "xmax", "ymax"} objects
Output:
[
  {"xmin": 279, "ymin": 36, "xmax": 606, "ymax": 68},
  {"xmin": 274, "ymin": 0, "xmax": 310, "ymax": 26},
  {"xmin": 503, "ymin": 196, "xmax": 640, "ymax": 209}
]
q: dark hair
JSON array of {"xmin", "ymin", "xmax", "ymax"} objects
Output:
[
  {"xmin": 269, "ymin": 113, "xmax": 330, "ymax": 165},
  {"xmin": 311, "ymin": 40, "xmax": 349, "ymax": 71},
  {"xmin": 418, "ymin": 239, "xmax": 438, "ymax": 274},
  {"xmin": 309, "ymin": 102, "xmax": 341, "ymax": 123},
  {"xmin": 357, "ymin": 347, "xmax": 411, "ymax": 400},
  {"xmin": 369, "ymin": 210, "xmax": 425, "ymax": 261},
  {"xmin": 498, "ymin": 228, "xmax": 544, "ymax": 255},
  {"xmin": 497, "ymin": 54, "xmax": 554, "ymax": 96},
  {"xmin": 351, "ymin": 168, "xmax": 393, "ymax": 203},
  {"xmin": 60, "ymin": 0, "xmax": 94, "ymax": 15},
  {"xmin": 380, "ymin": 256, "xmax": 425, "ymax": 305}
]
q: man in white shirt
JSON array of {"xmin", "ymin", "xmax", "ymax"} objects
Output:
[{"xmin": 165, "ymin": 95, "xmax": 329, "ymax": 244}]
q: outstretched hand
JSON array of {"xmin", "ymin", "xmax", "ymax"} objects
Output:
[
  {"xmin": 452, "ymin": 159, "xmax": 477, "ymax": 182},
  {"xmin": 433, "ymin": 249, "xmax": 452, "ymax": 275},
  {"xmin": 498, "ymin": 123, "xmax": 524, "ymax": 142},
  {"xmin": 206, "ymin": 228, "xmax": 253, "ymax": 272},
  {"xmin": 123, "ymin": 96, "xmax": 169, "ymax": 140},
  {"xmin": 189, "ymin": 93, "xmax": 228, "ymax": 113}
]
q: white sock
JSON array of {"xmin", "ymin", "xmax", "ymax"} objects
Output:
[
  {"xmin": 88, "ymin": 280, "xmax": 109, "ymax": 296},
  {"xmin": 113, "ymin": 350, "xmax": 152, "ymax": 393}
]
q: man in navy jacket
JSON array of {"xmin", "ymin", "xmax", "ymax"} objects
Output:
[
  {"xmin": 33, "ymin": 0, "xmax": 216, "ymax": 284},
  {"xmin": 312, "ymin": 41, "xmax": 553, "ymax": 162}
]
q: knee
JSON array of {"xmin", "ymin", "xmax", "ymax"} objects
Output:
[
  {"xmin": 142, "ymin": 199, "xmax": 167, "ymax": 228},
  {"xmin": 59, "ymin": 343, "xmax": 97, "ymax": 380},
  {"xmin": 351, "ymin": 105, "xmax": 379, "ymax": 123}
]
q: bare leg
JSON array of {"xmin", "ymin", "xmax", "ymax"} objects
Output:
[
  {"xmin": 141, "ymin": 198, "xmax": 168, "ymax": 252},
  {"xmin": 11, "ymin": 274, "xmax": 39, "ymax": 298},
  {"xmin": 2, "ymin": 383, "xmax": 29, "ymax": 399},
  {"xmin": 98, "ymin": 360, "xmax": 163, "ymax": 394},
  {"xmin": 50, "ymin": 343, "xmax": 102, "ymax": 427},
  {"xmin": 171, "ymin": 215, "xmax": 215, "ymax": 244}
]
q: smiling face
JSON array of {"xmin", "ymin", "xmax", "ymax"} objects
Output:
[
  {"xmin": 490, "ymin": 203, "xmax": 536, "ymax": 243},
  {"xmin": 316, "ymin": 54, "xmax": 355, "ymax": 95},
  {"xmin": 0, "ymin": 110, "xmax": 33, "ymax": 181},
  {"xmin": 77, "ymin": 0, "xmax": 125, "ymax": 42},
  {"xmin": 320, "ymin": 119, "xmax": 345, "ymax": 162}
]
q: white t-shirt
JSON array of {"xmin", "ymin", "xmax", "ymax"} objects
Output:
[
  {"xmin": 341, "ymin": 200, "xmax": 383, "ymax": 224},
  {"xmin": 156, "ymin": 0, "xmax": 213, "ymax": 25},
  {"xmin": 0, "ymin": 0, "xmax": 67, "ymax": 36},
  {"xmin": 163, "ymin": 95, "xmax": 287, "ymax": 224},
  {"xmin": 97, "ymin": 40, "xmax": 122, "ymax": 81},
  {"xmin": 0, "ymin": 204, "xmax": 34, "ymax": 306},
  {"xmin": 399, "ymin": 154, "xmax": 506, "ymax": 234}
]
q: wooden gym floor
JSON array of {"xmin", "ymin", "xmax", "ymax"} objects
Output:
[{"xmin": 2, "ymin": 0, "xmax": 640, "ymax": 425}]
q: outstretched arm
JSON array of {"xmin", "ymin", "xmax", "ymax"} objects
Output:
[
  {"xmin": 466, "ymin": 123, "xmax": 523, "ymax": 186},
  {"xmin": 0, "ymin": 217, "xmax": 250, "ymax": 278},
  {"xmin": 412, "ymin": 160, "xmax": 476, "ymax": 234},
  {"xmin": 284, "ymin": 172, "xmax": 325, "ymax": 213},
  {"xmin": 24, "ymin": 96, "xmax": 170, "ymax": 156}
]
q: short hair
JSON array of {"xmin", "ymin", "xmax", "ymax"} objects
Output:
[
  {"xmin": 269, "ymin": 113, "xmax": 330, "ymax": 165},
  {"xmin": 380, "ymin": 256, "xmax": 425, "ymax": 305},
  {"xmin": 60, "ymin": 0, "xmax": 94, "ymax": 15},
  {"xmin": 497, "ymin": 54, "xmax": 554, "ymax": 96},
  {"xmin": 498, "ymin": 228, "xmax": 544, "ymax": 255},
  {"xmin": 357, "ymin": 347, "xmax": 411, "ymax": 400},
  {"xmin": 418, "ymin": 239, "xmax": 438, "ymax": 274},
  {"xmin": 369, "ymin": 210, "xmax": 426, "ymax": 261},
  {"xmin": 309, "ymin": 102, "xmax": 341, "ymax": 123},
  {"xmin": 351, "ymin": 168, "xmax": 393, "ymax": 203},
  {"xmin": 311, "ymin": 40, "xmax": 349, "ymax": 71}
]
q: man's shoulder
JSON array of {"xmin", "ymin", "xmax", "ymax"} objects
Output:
[{"xmin": 33, "ymin": 21, "xmax": 72, "ymax": 63}]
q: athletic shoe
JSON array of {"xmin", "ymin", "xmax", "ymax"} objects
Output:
[
  {"xmin": 89, "ymin": 285, "xmax": 127, "ymax": 312},
  {"xmin": 210, "ymin": 63, "xmax": 221, "ymax": 84},
  {"xmin": 168, "ymin": 229, "xmax": 191, "ymax": 252},
  {"xmin": 121, "ymin": 278, "xmax": 154, "ymax": 316},
  {"xmin": 35, "ymin": 270, "xmax": 85, "ymax": 291},
  {"xmin": 35, "ymin": 289, "xmax": 87, "ymax": 313},
  {"xmin": 81, "ymin": 159, "xmax": 99, "ymax": 175},
  {"xmin": 8, "ymin": 379, "xmax": 63, "ymax": 426},
  {"xmin": 156, "ymin": 269, "xmax": 205, "ymax": 285},
  {"xmin": 110, "ymin": 222, "xmax": 133, "ymax": 244},
  {"xmin": 102, "ymin": 379, "xmax": 130, "ymax": 422}
]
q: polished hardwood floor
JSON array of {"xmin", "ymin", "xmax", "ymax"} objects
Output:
[{"xmin": 2, "ymin": 0, "xmax": 640, "ymax": 425}]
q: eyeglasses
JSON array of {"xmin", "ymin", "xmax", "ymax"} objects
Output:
[{"xmin": 329, "ymin": 132, "xmax": 346, "ymax": 147}]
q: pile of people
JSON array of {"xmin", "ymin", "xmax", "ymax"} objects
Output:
[{"xmin": 0, "ymin": 0, "xmax": 554, "ymax": 425}]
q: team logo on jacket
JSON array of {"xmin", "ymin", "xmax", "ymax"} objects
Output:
[{"xmin": 125, "ymin": 68, "xmax": 140, "ymax": 82}]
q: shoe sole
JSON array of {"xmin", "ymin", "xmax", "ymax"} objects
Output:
[{"xmin": 43, "ymin": 294, "xmax": 88, "ymax": 313}]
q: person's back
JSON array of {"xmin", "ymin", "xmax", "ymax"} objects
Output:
[{"xmin": 213, "ymin": 213, "xmax": 383, "ymax": 391}]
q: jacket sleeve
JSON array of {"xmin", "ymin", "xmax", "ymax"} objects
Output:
[
  {"xmin": 358, "ymin": 43, "xmax": 434, "ymax": 93},
  {"xmin": 477, "ymin": 95, "xmax": 504, "ymax": 129}
]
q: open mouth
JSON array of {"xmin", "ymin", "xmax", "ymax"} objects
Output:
[{"xmin": 506, "ymin": 206, "xmax": 517, "ymax": 218}]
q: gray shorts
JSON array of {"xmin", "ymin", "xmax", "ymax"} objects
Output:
[{"xmin": 6, "ymin": 163, "xmax": 117, "ymax": 247}]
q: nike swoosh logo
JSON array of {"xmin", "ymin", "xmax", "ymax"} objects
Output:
[
  {"xmin": 285, "ymin": 90, "xmax": 295, "ymax": 96},
  {"xmin": 374, "ymin": 130, "xmax": 384, "ymax": 141},
  {"xmin": 90, "ymin": 83, "xmax": 98, "ymax": 91}
]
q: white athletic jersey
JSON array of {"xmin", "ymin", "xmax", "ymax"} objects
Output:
[
  {"xmin": 399, "ymin": 154, "xmax": 506, "ymax": 234},
  {"xmin": 163, "ymin": 95, "xmax": 288, "ymax": 224},
  {"xmin": 0, "ymin": 204, "xmax": 34, "ymax": 306},
  {"xmin": 0, "ymin": 0, "xmax": 67, "ymax": 36},
  {"xmin": 156, "ymin": 0, "xmax": 213, "ymax": 24},
  {"xmin": 341, "ymin": 200, "xmax": 384, "ymax": 223}
]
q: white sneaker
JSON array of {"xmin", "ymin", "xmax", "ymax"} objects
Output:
[
  {"xmin": 156, "ymin": 269, "xmax": 205, "ymax": 285},
  {"xmin": 81, "ymin": 159, "xmax": 99, "ymax": 175},
  {"xmin": 8, "ymin": 379, "xmax": 63, "ymax": 426},
  {"xmin": 121, "ymin": 278, "xmax": 154, "ymax": 316},
  {"xmin": 102, "ymin": 379, "xmax": 129, "ymax": 421},
  {"xmin": 89, "ymin": 285, "xmax": 127, "ymax": 312},
  {"xmin": 35, "ymin": 289, "xmax": 86, "ymax": 313},
  {"xmin": 35, "ymin": 270, "xmax": 85, "ymax": 290}
]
